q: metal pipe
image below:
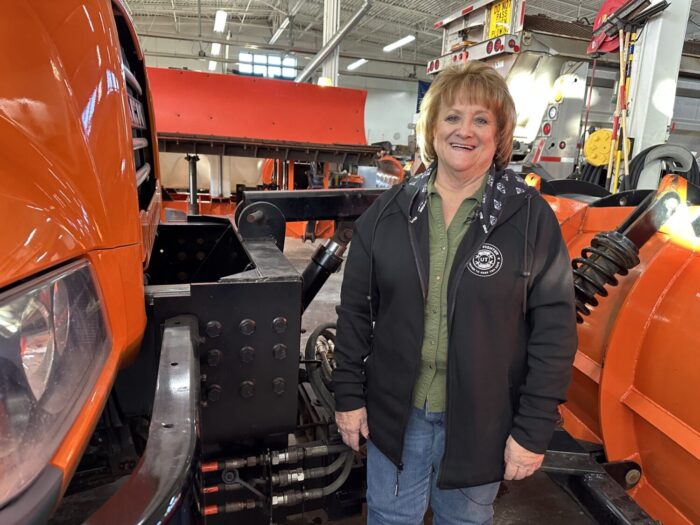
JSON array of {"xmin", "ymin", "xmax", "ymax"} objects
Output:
[
  {"xmin": 219, "ymin": 155, "xmax": 224, "ymax": 198},
  {"xmin": 186, "ymin": 154, "xmax": 200, "ymax": 215},
  {"xmin": 301, "ymin": 223, "xmax": 353, "ymax": 311},
  {"xmin": 295, "ymin": 0, "xmax": 372, "ymax": 83},
  {"xmin": 138, "ymin": 32, "xmax": 431, "ymax": 66}
]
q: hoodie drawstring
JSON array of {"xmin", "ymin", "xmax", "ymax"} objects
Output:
[{"xmin": 521, "ymin": 194, "xmax": 532, "ymax": 317}]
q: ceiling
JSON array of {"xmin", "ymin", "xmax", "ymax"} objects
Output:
[{"xmin": 124, "ymin": 0, "xmax": 700, "ymax": 79}]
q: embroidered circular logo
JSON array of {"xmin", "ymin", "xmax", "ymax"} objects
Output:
[{"xmin": 467, "ymin": 243, "xmax": 503, "ymax": 277}]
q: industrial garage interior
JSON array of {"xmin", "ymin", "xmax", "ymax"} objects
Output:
[{"xmin": 1, "ymin": 0, "xmax": 699, "ymax": 524}]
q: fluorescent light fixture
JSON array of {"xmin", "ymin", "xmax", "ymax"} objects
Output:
[
  {"xmin": 347, "ymin": 58, "xmax": 368, "ymax": 71},
  {"xmin": 383, "ymin": 35, "xmax": 415, "ymax": 52},
  {"xmin": 213, "ymin": 10, "xmax": 227, "ymax": 32},
  {"xmin": 211, "ymin": 43, "xmax": 221, "ymax": 56},
  {"xmin": 208, "ymin": 60, "xmax": 217, "ymax": 71}
]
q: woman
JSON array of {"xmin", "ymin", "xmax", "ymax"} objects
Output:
[{"xmin": 332, "ymin": 62, "xmax": 577, "ymax": 524}]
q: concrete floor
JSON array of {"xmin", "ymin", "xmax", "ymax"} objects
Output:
[
  {"xmin": 51, "ymin": 237, "xmax": 594, "ymax": 524},
  {"xmin": 286, "ymin": 237, "xmax": 593, "ymax": 525}
]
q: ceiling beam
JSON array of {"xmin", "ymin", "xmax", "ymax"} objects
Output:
[{"xmin": 138, "ymin": 31, "xmax": 436, "ymax": 64}]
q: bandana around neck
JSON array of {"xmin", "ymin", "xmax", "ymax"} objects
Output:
[{"xmin": 408, "ymin": 162, "xmax": 528, "ymax": 233}]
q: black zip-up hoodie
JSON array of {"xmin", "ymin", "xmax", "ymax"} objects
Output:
[{"xmin": 333, "ymin": 164, "xmax": 577, "ymax": 488}]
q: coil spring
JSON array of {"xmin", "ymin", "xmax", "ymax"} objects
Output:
[{"xmin": 572, "ymin": 231, "xmax": 640, "ymax": 323}]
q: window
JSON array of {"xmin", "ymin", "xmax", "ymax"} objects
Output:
[{"xmin": 238, "ymin": 52, "xmax": 296, "ymax": 79}]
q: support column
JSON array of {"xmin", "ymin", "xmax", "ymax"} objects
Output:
[
  {"xmin": 186, "ymin": 154, "xmax": 200, "ymax": 215},
  {"xmin": 321, "ymin": 0, "xmax": 340, "ymax": 85},
  {"xmin": 626, "ymin": 0, "xmax": 691, "ymax": 156}
]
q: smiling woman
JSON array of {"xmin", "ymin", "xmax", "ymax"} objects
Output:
[
  {"xmin": 333, "ymin": 61, "xmax": 577, "ymax": 525},
  {"xmin": 416, "ymin": 62, "xmax": 517, "ymax": 172}
]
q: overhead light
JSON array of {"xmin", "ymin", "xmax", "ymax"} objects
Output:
[
  {"xmin": 383, "ymin": 35, "xmax": 415, "ymax": 52},
  {"xmin": 347, "ymin": 58, "xmax": 368, "ymax": 71},
  {"xmin": 211, "ymin": 42, "xmax": 221, "ymax": 56},
  {"xmin": 317, "ymin": 76, "xmax": 333, "ymax": 87},
  {"xmin": 208, "ymin": 60, "xmax": 217, "ymax": 71},
  {"xmin": 213, "ymin": 10, "xmax": 227, "ymax": 32}
]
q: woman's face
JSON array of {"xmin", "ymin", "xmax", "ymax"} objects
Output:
[{"xmin": 432, "ymin": 95, "xmax": 498, "ymax": 181}]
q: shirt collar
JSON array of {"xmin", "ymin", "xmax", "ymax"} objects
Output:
[{"xmin": 427, "ymin": 170, "xmax": 489, "ymax": 211}]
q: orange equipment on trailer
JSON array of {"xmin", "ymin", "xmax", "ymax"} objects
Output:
[{"xmin": 148, "ymin": 68, "xmax": 379, "ymax": 239}]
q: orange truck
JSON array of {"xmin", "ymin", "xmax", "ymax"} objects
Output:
[
  {"xmin": 1, "ymin": 0, "xmax": 159, "ymax": 522},
  {"xmin": 1, "ymin": 3, "xmax": 374, "ymax": 523},
  {"xmin": 2, "ymin": 2, "xmax": 699, "ymax": 525}
]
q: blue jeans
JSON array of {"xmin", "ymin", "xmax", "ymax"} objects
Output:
[{"xmin": 367, "ymin": 406, "xmax": 500, "ymax": 525}]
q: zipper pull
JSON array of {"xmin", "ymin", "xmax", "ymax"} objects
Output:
[{"xmin": 394, "ymin": 463, "xmax": 403, "ymax": 497}]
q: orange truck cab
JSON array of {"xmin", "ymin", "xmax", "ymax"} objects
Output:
[
  {"xmin": 1, "ymin": 3, "xmax": 377, "ymax": 523},
  {"xmin": 1, "ymin": 1, "xmax": 159, "ymax": 522}
]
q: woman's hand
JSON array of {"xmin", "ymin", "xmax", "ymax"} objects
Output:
[
  {"xmin": 335, "ymin": 408, "xmax": 370, "ymax": 451},
  {"xmin": 503, "ymin": 434, "xmax": 544, "ymax": 480}
]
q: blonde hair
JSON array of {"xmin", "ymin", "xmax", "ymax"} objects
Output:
[{"xmin": 416, "ymin": 62, "xmax": 516, "ymax": 170}]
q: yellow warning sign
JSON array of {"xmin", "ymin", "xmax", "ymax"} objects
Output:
[{"xmin": 489, "ymin": 0, "xmax": 512, "ymax": 38}]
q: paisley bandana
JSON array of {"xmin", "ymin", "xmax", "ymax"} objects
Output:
[{"xmin": 408, "ymin": 162, "xmax": 529, "ymax": 233}]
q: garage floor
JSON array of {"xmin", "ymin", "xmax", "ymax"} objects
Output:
[{"xmin": 286, "ymin": 237, "xmax": 593, "ymax": 525}]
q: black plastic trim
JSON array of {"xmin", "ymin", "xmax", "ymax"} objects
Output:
[
  {"xmin": 588, "ymin": 190, "xmax": 654, "ymax": 208},
  {"xmin": 0, "ymin": 465, "xmax": 62, "ymax": 525},
  {"xmin": 85, "ymin": 316, "xmax": 200, "ymax": 525},
  {"xmin": 543, "ymin": 179, "xmax": 611, "ymax": 198}
]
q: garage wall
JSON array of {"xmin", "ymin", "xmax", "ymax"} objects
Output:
[
  {"xmin": 159, "ymin": 153, "xmax": 263, "ymax": 195},
  {"xmin": 341, "ymin": 76, "xmax": 418, "ymax": 146}
]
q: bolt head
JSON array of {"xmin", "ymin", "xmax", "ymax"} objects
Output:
[
  {"xmin": 239, "ymin": 319, "xmax": 256, "ymax": 336},
  {"xmin": 222, "ymin": 470, "xmax": 236, "ymax": 484},
  {"xmin": 206, "ymin": 384, "xmax": 222, "ymax": 403},
  {"xmin": 240, "ymin": 380, "xmax": 255, "ymax": 399},
  {"xmin": 273, "ymin": 343, "xmax": 288, "ymax": 360},
  {"xmin": 272, "ymin": 377, "xmax": 286, "ymax": 395},
  {"xmin": 207, "ymin": 349, "xmax": 222, "ymax": 367},
  {"xmin": 625, "ymin": 469, "xmax": 641, "ymax": 486},
  {"xmin": 239, "ymin": 346, "xmax": 255, "ymax": 364},
  {"xmin": 272, "ymin": 317, "xmax": 288, "ymax": 334},
  {"xmin": 205, "ymin": 320, "xmax": 223, "ymax": 338}
]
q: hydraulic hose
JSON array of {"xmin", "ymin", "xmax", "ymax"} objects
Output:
[
  {"xmin": 621, "ymin": 145, "xmax": 700, "ymax": 190},
  {"xmin": 203, "ymin": 449, "xmax": 352, "ymax": 495},
  {"xmin": 203, "ymin": 453, "xmax": 355, "ymax": 514},
  {"xmin": 271, "ymin": 451, "xmax": 355, "ymax": 507},
  {"xmin": 304, "ymin": 322, "xmax": 337, "ymax": 415},
  {"xmin": 200, "ymin": 443, "xmax": 350, "ymax": 473},
  {"xmin": 322, "ymin": 451, "xmax": 354, "ymax": 496}
]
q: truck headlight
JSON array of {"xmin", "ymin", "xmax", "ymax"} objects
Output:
[{"xmin": 0, "ymin": 260, "xmax": 111, "ymax": 508}]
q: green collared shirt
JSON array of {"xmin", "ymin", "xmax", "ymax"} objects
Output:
[{"xmin": 412, "ymin": 172, "xmax": 486, "ymax": 412}]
